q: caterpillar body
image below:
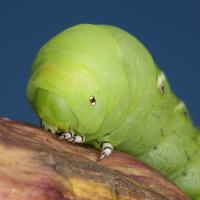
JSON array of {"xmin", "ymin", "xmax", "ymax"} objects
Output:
[{"xmin": 26, "ymin": 24, "xmax": 200, "ymax": 199}]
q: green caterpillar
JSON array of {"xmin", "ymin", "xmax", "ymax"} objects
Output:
[{"xmin": 26, "ymin": 24, "xmax": 200, "ymax": 199}]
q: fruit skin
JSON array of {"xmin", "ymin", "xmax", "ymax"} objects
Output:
[
  {"xmin": 0, "ymin": 118, "xmax": 191, "ymax": 200},
  {"xmin": 26, "ymin": 24, "xmax": 200, "ymax": 199}
]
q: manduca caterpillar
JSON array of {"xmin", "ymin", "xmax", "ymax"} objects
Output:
[{"xmin": 26, "ymin": 24, "xmax": 200, "ymax": 199}]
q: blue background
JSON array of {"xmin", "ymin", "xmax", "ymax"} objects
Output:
[{"xmin": 0, "ymin": 0, "xmax": 199, "ymax": 127}]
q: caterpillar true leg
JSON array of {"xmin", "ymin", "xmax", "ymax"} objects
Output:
[
  {"xmin": 41, "ymin": 120, "xmax": 58, "ymax": 134},
  {"xmin": 59, "ymin": 131, "xmax": 85, "ymax": 143},
  {"xmin": 72, "ymin": 135, "xmax": 85, "ymax": 143},
  {"xmin": 98, "ymin": 142, "xmax": 113, "ymax": 161},
  {"xmin": 59, "ymin": 131, "xmax": 75, "ymax": 141}
]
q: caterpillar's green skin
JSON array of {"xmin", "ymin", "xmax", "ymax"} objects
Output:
[{"xmin": 26, "ymin": 24, "xmax": 200, "ymax": 199}]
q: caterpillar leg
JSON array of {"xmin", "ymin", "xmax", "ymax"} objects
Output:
[
  {"xmin": 41, "ymin": 120, "xmax": 58, "ymax": 134},
  {"xmin": 41, "ymin": 120, "xmax": 85, "ymax": 143},
  {"xmin": 59, "ymin": 131, "xmax": 85, "ymax": 144},
  {"xmin": 98, "ymin": 142, "xmax": 113, "ymax": 161},
  {"xmin": 58, "ymin": 131, "xmax": 75, "ymax": 141}
]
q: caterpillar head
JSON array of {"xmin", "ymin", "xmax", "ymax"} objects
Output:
[
  {"xmin": 26, "ymin": 24, "xmax": 129, "ymax": 138},
  {"xmin": 26, "ymin": 63, "xmax": 106, "ymax": 135}
]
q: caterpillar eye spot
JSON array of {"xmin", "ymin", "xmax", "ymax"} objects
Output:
[
  {"xmin": 157, "ymin": 72, "xmax": 166, "ymax": 95},
  {"xmin": 89, "ymin": 96, "xmax": 96, "ymax": 106},
  {"xmin": 160, "ymin": 83, "xmax": 165, "ymax": 95}
]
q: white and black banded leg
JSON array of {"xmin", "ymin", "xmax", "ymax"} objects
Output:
[
  {"xmin": 59, "ymin": 131, "xmax": 85, "ymax": 143},
  {"xmin": 98, "ymin": 142, "xmax": 113, "ymax": 161},
  {"xmin": 59, "ymin": 131, "xmax": 75, "ymax": 141},
  {"xmin": 72, "ymin": 135, "xmax": 85, "ymax": 143}
]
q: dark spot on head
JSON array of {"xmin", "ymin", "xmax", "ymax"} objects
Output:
[{"xmin": 153, "ymin": 146, "xmax": 158, "ymax": 150}]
